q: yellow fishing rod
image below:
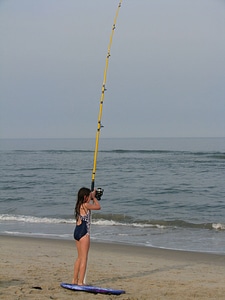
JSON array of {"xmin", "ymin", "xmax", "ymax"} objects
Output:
[{"xmin": 91, "ymin": 0, "xmax": 123, "ymax": 194}]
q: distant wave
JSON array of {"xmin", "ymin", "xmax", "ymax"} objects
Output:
[
  {"xmin": 13, "ymin": 150, "xmax": 93, "ymax": 153},
  {"xmin": 8, "ymin": 149, "xmax": 224, "ymax": 158},
  {"xmin": 92, "ymin": 213, "xmax": 225, "ymax": 230},
  {"xmin": 93, "ymin": 217, "xmax": 225, "ymax": 231},
  {"xmin": 1, "ymin": 214, "xmax": 224, "ymax": 231}
]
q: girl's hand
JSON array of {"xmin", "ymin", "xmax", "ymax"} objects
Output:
[
  {"xmin": 91, "ymin": 190, "xmax": 96, "ymax": 199},
  {"xmin": 86, "ymin": 189, "xmax": 101, "ymax": 210}
]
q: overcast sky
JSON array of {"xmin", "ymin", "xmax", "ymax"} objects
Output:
[{"xmin": 0, "ymin": 0, "xmax": 225, "ymax": 138}]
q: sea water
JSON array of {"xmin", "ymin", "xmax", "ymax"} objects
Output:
[{"xmin": 0, "ymin": 138, "xmax": 225, "ymax": 254}]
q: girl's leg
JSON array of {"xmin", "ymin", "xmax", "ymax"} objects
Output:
[
  {"xmin": 77, "ymin": 235, "xmax": 90, "ymax": 285},
  {"xmin": 72, "ymin": 240, "xmax": 81, "ymax": 284}
]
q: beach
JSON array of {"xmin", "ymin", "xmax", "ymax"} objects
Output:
[{"xmin": 1, "ymin": 236, "xmax": 225, "ymax": 299}]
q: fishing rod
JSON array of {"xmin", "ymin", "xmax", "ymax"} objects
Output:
[{"xmin": 91, "ymin": 0, "xmax": 123, "ymax": 196}]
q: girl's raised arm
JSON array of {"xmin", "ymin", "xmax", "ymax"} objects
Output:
[{"xmin": 85, "ymin": 190, "xmax": 101, "ymax": 211}]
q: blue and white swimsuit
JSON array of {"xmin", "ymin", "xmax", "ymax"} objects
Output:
[{"xmin": 74, "ymin": 211, "xmax": 91, "ymax": 241}]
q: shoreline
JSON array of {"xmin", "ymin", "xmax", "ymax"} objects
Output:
[
  {"xmin": 1, "ymin": 235, "xmax": 225, "ymax": 299},
  {"xmin": 1, "ymin": 231, "xmax": 225, "ymax": 256},
  {"xmin": 2, "ymin": 233, "xmax": 225, "ymax": 257}
]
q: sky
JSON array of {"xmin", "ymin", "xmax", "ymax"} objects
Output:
[{"xmin": 0, "ymin": 0, "xmax": 225, "ymax": 138}]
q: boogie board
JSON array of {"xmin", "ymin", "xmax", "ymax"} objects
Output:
[{"xmin": 60, "ymin": 282, "xmax": 125, "ymax": 295}]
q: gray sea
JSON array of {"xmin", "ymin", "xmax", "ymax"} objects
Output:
[{"xmin": 0, "ymin": 137, "xmax": 225, "ymax": 254}]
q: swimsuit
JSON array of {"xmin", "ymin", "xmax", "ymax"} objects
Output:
[{"xmin": 74, "ymin": 211, "xmax": 90, "ymax": 241}]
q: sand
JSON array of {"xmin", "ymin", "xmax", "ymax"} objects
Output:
[{"xmin": 1, "ymin": 235, "xmax": 225, "ymax": 300}]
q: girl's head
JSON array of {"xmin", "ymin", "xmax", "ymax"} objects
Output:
[
  {"xmin": 75, "ymin": 187, "xmax": 91, "ymax": 219},
  {"xmin": 77, "ymin": 187, "xmax": 91, "ymax": 203}
]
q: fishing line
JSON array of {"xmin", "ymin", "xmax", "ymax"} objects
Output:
[{"xmin": 91, "ymin": 0, "xmax": 123, "ymax": 191}]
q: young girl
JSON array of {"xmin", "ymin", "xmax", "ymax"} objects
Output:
[{"xmin": 72, "ymin": 187, "xmax": 101, "ymax": 285}]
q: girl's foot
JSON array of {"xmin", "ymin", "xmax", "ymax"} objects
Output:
[{"xmin": 72, "ymin": 278, "xmax": 78, "ymax": 285}]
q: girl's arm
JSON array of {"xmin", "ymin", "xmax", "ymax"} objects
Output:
[{"xmin": 85, "ymin": 190, "xmax": 101, "ymax": 211}]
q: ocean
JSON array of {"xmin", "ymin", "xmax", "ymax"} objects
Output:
[{"xmin": 0, "ymin": 137, "xmax": 225, "ymax": 254}]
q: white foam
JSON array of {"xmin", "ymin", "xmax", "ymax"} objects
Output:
[
  {"xmin": 212, "ymin": 223, "xmax": 225, "ymax": 230},
  {"xmin": 0, "ymin": 214, "xmax": 74, "ymax": 224},
  {"xmin": 92, "ymin": 218, "xmax": 165, "ymax": 228}
]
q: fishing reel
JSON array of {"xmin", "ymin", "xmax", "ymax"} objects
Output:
[{"xmin": 95, "ymin": 188, "xmax": 104, "ymax": 200}]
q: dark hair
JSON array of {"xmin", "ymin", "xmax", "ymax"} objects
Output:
[{"xmin": 75, "ymin": 187, "xmax": 91, "ymax": 220}]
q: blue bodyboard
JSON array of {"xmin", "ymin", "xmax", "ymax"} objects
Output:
[{"xmin": 60, "ymin": 282, "xmax": 125, "ymax": 295}]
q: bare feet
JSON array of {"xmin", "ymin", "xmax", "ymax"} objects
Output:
[{"xmin": 72, "ymin": 278, "xmax": 78, "ymax": 285}]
